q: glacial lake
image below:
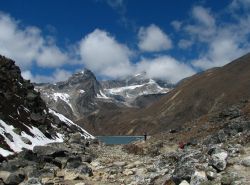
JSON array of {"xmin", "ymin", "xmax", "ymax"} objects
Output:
[{"xmin": 97, "ymin": 136, "xmax": 144, "ymax": 145}]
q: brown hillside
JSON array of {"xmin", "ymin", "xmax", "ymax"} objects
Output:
[{"xmin": 95, "ymin": 53, "xmax": 250, "ymax": 135}]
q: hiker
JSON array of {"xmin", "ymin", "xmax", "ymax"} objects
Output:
[{"xmin": 144, "ymin": 132, "xmax": 147, "ymax": 141}]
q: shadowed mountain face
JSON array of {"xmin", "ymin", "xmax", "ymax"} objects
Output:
[
  {"xmin": 36, "ymin": 53, "xmax": 250, "ymax": 136},
  {"xmin": 36, "ymin": 70, "xmax": 171, "ymax": 135},
  {"xmin": 94, "ymin": 53, "xmax": 250, "ymax": 135},
  {"xmin": 0, "ymin": 56, "xmax": 93, "ymax": 157},
  {"xmin": 37, "ymin": 70, "xmax": 104, "ymax": 120}
]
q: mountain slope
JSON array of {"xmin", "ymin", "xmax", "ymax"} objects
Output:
[
  {"xmin": 101, "ymin": 72, "xmax": 170, "ymax": 104},
  {"xmin": 36, "ymin": 70, "xmax": 171, "ymax": 135},
  {"xmin": 97, "ymin": 53, "xmax": 250, "ymax": 135},
  {"xmin": 0, "ymin": 56, "xmax": 93, "ymax": 157}
]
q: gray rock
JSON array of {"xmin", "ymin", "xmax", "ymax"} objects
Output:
[
  {"xmin": 64, "ymin": 164, "xmax": 93, "ymax": 180},
  {"xmin": 27, "ymin": 92, "xmax": 38, "ymax": 101},
  {"xmin": 65, "ymin": 156, "xmax": 82, "ymax": 169},
  {"xmin": 190, "ymin": 171, "xmax": 208, "ymax": 185},
  {"xmin": 0, "ymin": 171, "xmax": 25, "ymax": 184},
  {"xmin": 68, "ymin": 132, "xmax": 82, "ymax": 143},
  {"xmin": 21, "ymin": 178, "xmax": 42, "ymax": 185},
  {"xmin": 209, "ymin": 149, "xmax": 228, "ymax": 171},
  {"xmin": 113, "ymin": 161, "xmax": 126, "ymax": 167},
  {"xmin": 21, "ymin": 137, "xmax": 32, "ymax": 145},
  {"xmin": 33, "ymin": 145, "xmax": 68, "ymax": 157},
  {"xmin": 180, "ymin": 180, "xmax": 190, "ymax": 185},
  {"xmin": 241, "ymin": 156, "xmax": 250, "ymax": 167}
]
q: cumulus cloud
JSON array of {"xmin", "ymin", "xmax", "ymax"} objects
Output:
[
  {"xmin": 181, "ymin": 5, "xmax": 250, "ymax": 70},
  {"xmin": 192, "ymin": 35, "xmax": 248, "ymax": 69},
  {"xmin": 36, "ymin": 46, "xmax": 68, "ymax": 67},
  {"xmin": 136, "ymin": 56, "xmax": 195, "ymax": 83},
  {"xmin": 22, "ymin": 69, "xmax": 72, "ymax": 83},
  {"xmin": 138, "ymin": 24, "xmax": 172, "ymax": 52},
  {"xmin": 79, "ymin": 29, "xmax": 134, "ymax": 78},
  {"xmin": 0, "ymin": 12, "xmax": 68, "ymax": 70}
]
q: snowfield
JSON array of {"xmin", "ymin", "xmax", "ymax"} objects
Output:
[
  {"xmin": 49, "ymin": 109, "xmax": 94, "ymax": 139},
  {"xmin": 0, "ymin": 119, "xmax": 64, "ymax": 157},
  {"xmin": 104, "ymin": 79, "xmax": 169, "ymax": 98},
  {"xmin": 0, "ymin": 110, "xmax": 94, "ymax": 157}
]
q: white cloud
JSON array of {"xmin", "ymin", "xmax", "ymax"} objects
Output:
[
  {"xmin": 22, "ymin": 69, "xmax": 72, "ymax": 83},
  {"xmin": 171, "ymin": 20, "xmax": 182, "ymax": 31},
  {"xmin": 79, "ymin": 29, "xmax": 134, "ymax": 78},
  {"xmin": 192, "ymin": 6, "xmax": 215, "ymax": 27},
  {"xmin": 0, "ymin": 12, "xmax": 68, "ymax": 70},
  {"xmin": 192, "ymin": 35, "xmax": 248, "ymax": 69},
  {"xmin": 178, "ymin": 39, "xmax": 193, "ymax": 49},
  {"xmin": 136, "ymin": 56, "xmax": 195, "ymax": 83},
  {"xmin": 229, "ymin": 0, "xmax": 250, "ymax": 10},
  {"xmin": 185, "ymin": 6, "xmax": 216, "ymax": 42},
  {"xmin": 138, "ymin": 24, "xmax": 172, "ymax": 52},
  {"xmin": 180, "ymin": 5, "xmax": 250, "ymax": 70},
  {"xmin": 37, "ymin": 46, "xmax": 68, "ymax": 67}
]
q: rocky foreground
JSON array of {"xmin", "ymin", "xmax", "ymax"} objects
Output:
[{"xmin": 0, "ymin": 105, "xmax": 250, "ymax": 185}]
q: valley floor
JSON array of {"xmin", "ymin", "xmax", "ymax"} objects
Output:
[
  {"xmin": 1, "ymin": 108, "xmax": 250, "ymax": 185},
  {"xmin": 49, "ymin": 137, "xmax": 250, "ymax": 185}
]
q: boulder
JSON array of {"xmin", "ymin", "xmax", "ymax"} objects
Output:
[
  {"xmin": 65, "ymin": 156, "xmax": 82, "ymax": 169},
  {"xmin": 179, "ymin": 180, "xmax": 190, "ymax": 185},
  {"xmin": 21, "ymin": 137, "xmax": 32, "ymax": 145},
  {"xmin": 33, "ymin": 145, "xmax": 68, "ymax": 157},
  {"xmin": 0, "ymin": 171, "xmax": 25, "ymax": 185},
  {"xmin": 123, "ymin": 169, "xmax": 134, "ymax": 176},
  {"xmin": 64, "ymin": 164, "xmax": 93, "ymax": 180},
  {"xmin": 68, "ymin": 132, "xmax": 82, "ymax": 143},
  {"xmin": 241, "ymin": 156, "xmax": 250, "ymax": 167},
  {"xmin": 210, "ymin": 151, "xmax": 228, "ymax": 171},
  {"xmin": 113, "ymin": 161, "xmax": 126, "ymax": 167},
  {"xmin": 190, "ymin": 171, "xmax": 208, "ymax": 185}
]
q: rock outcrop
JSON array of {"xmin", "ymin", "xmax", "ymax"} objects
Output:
[{"xmin": 0, "ymin": 55, "xmax": 93, "ymax": 158}]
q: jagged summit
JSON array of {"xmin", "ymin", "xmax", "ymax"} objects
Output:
[{"xmin": 36, "ymin": 69, "xmax": 171, "ymax": 134}]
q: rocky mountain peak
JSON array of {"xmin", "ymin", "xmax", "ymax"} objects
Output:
[
  {"xmin": 0, "ymin": 55, "xmax": 93, "ymax": 158},
  {"xmin": 68, "ymin": 69, "xmax": 97, "ymax": 84}
]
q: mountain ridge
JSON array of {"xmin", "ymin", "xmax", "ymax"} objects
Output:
[
  {"xmin": 0, "ymin": 55, "xmax": 93, "ymax": 157},
  {"xmin": 99, "ymin": 52, "xmax": 250, "ymax": 135},
  {"xmin": 36, "ymin": 69, "xmax": 171, "ymax": 134}
]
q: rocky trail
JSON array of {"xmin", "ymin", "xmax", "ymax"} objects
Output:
[
  {"xmin": 1, "ymin": 123, "xmax": 250, "ymax": 185},
  {"xmin": 1, "ymin": 105, "xmax": 250, "ymax": 185}
]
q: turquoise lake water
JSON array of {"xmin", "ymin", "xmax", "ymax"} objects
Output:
[{"xmin": 97, "ymin": 136, "xmax": 144, "ymax": 145}]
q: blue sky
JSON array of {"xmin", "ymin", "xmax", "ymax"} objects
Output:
[{"xmin": 0, "ymin": 0, "xmax": 249, "ymax": 83}]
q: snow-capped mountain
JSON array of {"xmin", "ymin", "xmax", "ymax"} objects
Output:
[
  {"xmin": 0, "ymin": 56, "xmax": 93, "ymax": 157},
  {"xmin": 36, "ymin": 69, "xmax": 112, "ymax": 120},
  {"xmin": 103, "ymin": 79, "xmax": 169, "ymax": 103},
  {"xmin": 35, "ymin": 69, "xmax": 172, "ymax": 135},
  {"xmin": 100, "ymin": 72, "xmax": 171, "ymax": 105},
  {"xmin": 36, "ymin": 70, "xmax": 171, "ymax": 121}
]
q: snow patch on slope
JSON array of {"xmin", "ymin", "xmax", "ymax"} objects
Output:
[
  {"xmin": 44, "ymin": 92, "xmax": 73, "ymax": 110},
  {"xmin": 105, "ymin": 79, "xmax": 169, "ymax": 98},
  {"xmin": 97, "ymin": 90, "xmax": 110, "ymax": 99},
  {"xmin": 0, "ymin": 119, "xmax": 64, "ymax": 157},
  {"xmin": 49, "ymin": 109, "xmax": 94, "ymax": 139}
]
